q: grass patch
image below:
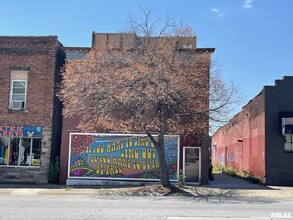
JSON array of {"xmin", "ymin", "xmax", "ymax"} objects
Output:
[
  {"xmin": 222, "ymin": 166, "xmax": 263, "ymax": 185},
  {"xmin": 212, "ymin": 164, "xmax": 222, "ymax": 173}
]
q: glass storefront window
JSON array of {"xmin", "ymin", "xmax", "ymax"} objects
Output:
[
  {"xmin": 0, "ymin": 137, "xmax": 41, "ymax": 167},
  {"xmin": 0, "ymin": 137, "xmax": 9, "ymax": 165}
]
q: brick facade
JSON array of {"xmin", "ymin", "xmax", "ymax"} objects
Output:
[
  {"xmin": 59, "ymin": 33, "xmax": 213, "ymax": 185},
  {"xmin": 212, "ymin": 92, "xmax": 266, "ymax": 181},
  {"xmin": 212, "ymin": 76, "xmax": 293, "ymax": 186},
  {"xmin": 0, "ymin": 36, "xmax": 64, "ymax": 183}
]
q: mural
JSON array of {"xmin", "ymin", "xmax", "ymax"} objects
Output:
[{"xmin": 69, "ymin": 133, "xmax": 179, "ymax": 180}]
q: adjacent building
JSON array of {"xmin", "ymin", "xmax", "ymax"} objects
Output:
[
  {"xmin": 0, "ymin": 36, "xmax": 64, "ymax": 183},
  {"xmin": 212, "ymin": 76, "xmax": 293, "ymax": 186}
]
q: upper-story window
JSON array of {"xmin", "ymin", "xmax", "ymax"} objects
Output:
[
  {"xmin": 9, "ymin": 70, "xmax": 28, "ymax": 110},
  {"xmin": 10, "ymin": 80, "xmax": 27, "ymax": 109},
  {"xmin": 182, "ymin": 44, "xmax": 193, "ymax": 49}
]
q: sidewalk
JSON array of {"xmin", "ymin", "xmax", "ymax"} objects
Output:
[
  {"xmin": 0, "ymin": 174, "xmax": 292, "ymax": 198},
  {"xmin": 207, "ymin": 173, "xmax": 268, "ymax": 189},
  {"xmin": 204, "ymin": 173, "xmax": 293, "ymax": 199}
]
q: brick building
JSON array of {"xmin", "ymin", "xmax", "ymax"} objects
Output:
[
  {"xmin": 59, "ymin": 32, "xmax": 214, "ymax": 185},
  {"xmin": 0, "ymin": 36, "xmax": 64, "ymax": 183},
  {"xmin": 212, "ymin": 76, "xmax": 293, "ymax": 186}
]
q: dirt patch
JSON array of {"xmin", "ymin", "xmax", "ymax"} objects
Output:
[
  {"xmin": 93, "ymin": 184, "xmax": 235, "ymax": 198},
  {"xmin": 96, "ymin": 184, "xmax": 192, "ymax": 196}
]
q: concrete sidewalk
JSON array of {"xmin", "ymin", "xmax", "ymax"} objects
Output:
[
  {"xmin": 205, "ymin": 173, "xmax": 293, "ymax": 199},
  {"xmin": 206, "ymin": 173, "xmax": 268, "ymax": 189},
  {"xmin": 0, "ymin": 173, "xmax": 292, "ymax": 198},
  {"xmin": 0, "ymin": 182, "xmax": 138, "ymax": 196}
]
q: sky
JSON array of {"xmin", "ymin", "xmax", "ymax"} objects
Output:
[{"xmin": 1, "ymin": 0, "xmax": 292, "ymax": 113}]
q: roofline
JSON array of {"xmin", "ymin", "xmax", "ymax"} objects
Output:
[
  {"xmin": 0, "ymin": 35, "xmax": 58, "ymax": 38},
  {"xmin": 193, "ymin": 48, "xmax": 215, "ymax": 53},
  {"xmin": 64, "ymin": 46, "xmax": 91, "ymax": 50}
]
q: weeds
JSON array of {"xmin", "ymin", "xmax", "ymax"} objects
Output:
[
  {"xmin": 212, "ymin": 164, "xmax": 222, "ymax": 173},
  {"xmin": 221, "ymin": 166, "xmax": 263, "ymax": 184},
  {"xmin": 47, "ymin": 157, "xmax": 60, "ymax": 184},
  {"xmin": 176, "ymin": 170, "xmax": 185, "ymax": 188}
]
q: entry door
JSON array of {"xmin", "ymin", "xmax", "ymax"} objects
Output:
[{"xmin": 183, "ymin": 147, "xmax": 201, "ymax": 183}]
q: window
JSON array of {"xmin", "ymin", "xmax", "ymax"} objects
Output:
[
  {"xmin": 182, "ymin": 44, "xmax": 193, "ymax": 49},
  {"xmin": 9, "ymin": 70, "xmax": 28, "ymax": 110},
  {"xmin": 10, "ymin": 81, "xmax": 27, "ymax": 109},
  {"xmin": 284, "ymin": 134, "xmax": 293, "ymax": 152},
  {"xmin": 281, "ymin": 115, "xmax": 293, "ymax": 152},
  {"xmin": 0, "ymin": 137, "xmax": 41, "ymax": 166}
]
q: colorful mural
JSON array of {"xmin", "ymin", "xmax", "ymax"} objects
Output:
[{"xmin": 69, "ymin": 133, "xmax": 179, "ymax": 180}]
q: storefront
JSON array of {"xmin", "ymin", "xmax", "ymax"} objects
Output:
[
  {"xmin": 0, "ymin": 125, "xmax": 52, "ymax": 183},
  {"xmin": 0, "ymin": 126, "xmax": 42, "ymax": 167}
]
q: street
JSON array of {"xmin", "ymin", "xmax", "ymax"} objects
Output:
[{"xmin": 0, "ymin": 195, "xmax": 292, "ymax": 220}]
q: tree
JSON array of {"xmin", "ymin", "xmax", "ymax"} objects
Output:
[{"xmin": 58, "ymin": 8, "xmax": 238, "ymax": 187}]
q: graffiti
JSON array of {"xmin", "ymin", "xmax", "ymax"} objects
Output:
[
  {"xmin": 0, "ymin": 126, "xmax": 42, "ymax": 137},
  {"xmin": 69, "ymin": 133, "xmax": 179, "ymax": 180},
  {"xmin": 228, "ymin": 152, "xmax": 234, "ymax": 162}
]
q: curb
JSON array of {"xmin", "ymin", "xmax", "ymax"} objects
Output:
[
  {"xmin": 0, "ymin": 188, "xmax": 108, "ymax": 196},
  {"xmin": 1, "ymin": 185, "xmax": 293, "ymax": 198}
]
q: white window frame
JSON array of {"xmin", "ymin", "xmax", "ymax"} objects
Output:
[{"xmin": 9, "ymin": 80, "xmax": 27, "ymax": 110}]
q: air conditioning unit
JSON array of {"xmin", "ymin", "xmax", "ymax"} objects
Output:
[{"xmin": 11, "ymin": 101, "xmax": 25, "ymax": 110}]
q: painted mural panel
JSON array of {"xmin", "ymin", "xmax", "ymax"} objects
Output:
[{"xmin": 69, "ymin": 133, "xmax": 179, "ymax": 180}]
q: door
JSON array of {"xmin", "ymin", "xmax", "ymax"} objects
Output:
[{"xmin": 183, "ymin": 147, "xmax": 201, "ymax": 183}]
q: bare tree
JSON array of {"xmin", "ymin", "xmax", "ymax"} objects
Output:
[{"xmin": 58, "ymin": 8, "xmax": 238, "ymax": 186}]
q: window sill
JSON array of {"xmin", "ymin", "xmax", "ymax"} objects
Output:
[
  {"xmin": 0, "ymin": 165, "xmax": 41, "ymax": 168},
  {"xmin": 7, "ymin": 108, "xmax": 29, "ymax": 114}
]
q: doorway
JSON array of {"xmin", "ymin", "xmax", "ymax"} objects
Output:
[{"xmin": 183, "ymin": 147, "xmax": 201, "ymax": 184}]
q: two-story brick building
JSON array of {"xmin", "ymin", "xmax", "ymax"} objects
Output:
[
  {"xmin": 0, "ymin": 36, "xmax": 64, "ymax": 183},
  {"xmin": 59, "ymin": 32, "xmax": 214, "ymax": 185}
]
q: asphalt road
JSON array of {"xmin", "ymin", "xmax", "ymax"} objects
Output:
[{"xmin": 0, "ymin": 195, "xmax": 292, "ymax": 220}]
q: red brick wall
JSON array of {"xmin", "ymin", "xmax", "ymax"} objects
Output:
[
  {"xmin": 180, "ymin": 134, "xmax": 210, "ymax": 185},
  {"xmin": 0, "ymin": 36, "xmax": 59, "ymax": 126},
  {"xmin": 212, "ymin": 92, "xmax": 266, "ymax": 182},
  {"xmin": 0, "ymin": 36, "xmax": 62, "ymax": 183},
  {"xmin": 59, "ymin": 117, "xmax": 80, "ymax": 184},
  {"xmin": 59, "ymin": 36, "xmax": 212, "ymax": 185}
]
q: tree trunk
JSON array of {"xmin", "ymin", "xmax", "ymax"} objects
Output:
[
  {"xmin": 146, "ymin": 104, "xmax": 170, "ymax": 187},
  {"xmin": 147, "ymin": 132, "xmax": 170, "ymax": 187},
  {"xmin": 157, "ymin": 132, "xmax": 170, "ymax": 187}
]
